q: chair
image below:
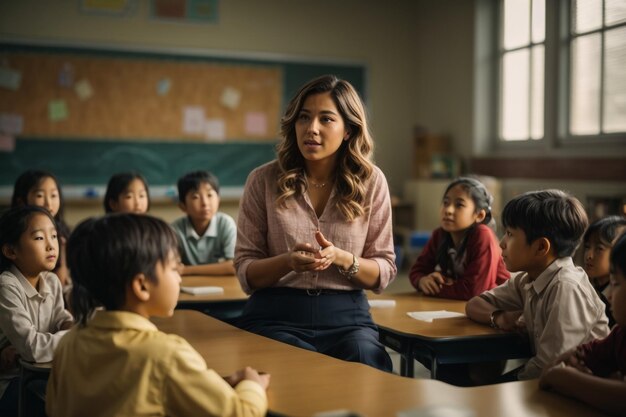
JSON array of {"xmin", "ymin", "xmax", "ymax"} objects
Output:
[{"xmin": 17, "ymin": 359, "xmax": 50, "ymax": 417}]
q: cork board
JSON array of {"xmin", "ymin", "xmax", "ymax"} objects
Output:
[
  {"xmin": 0, "ymin": 43, "xmax": 366, "ymax": 187},
  {"xmin": 0, "ymin": 51, "xmax": 282, "ymax": 141}
]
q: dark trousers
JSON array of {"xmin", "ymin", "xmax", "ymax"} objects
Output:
[
  {"xmin": 237, "ymin": 288, "xmax": 392, "ymax": 372},
  {"xmin": 0, "ymin": 377, "xmax": 19, "ymax": 417}
]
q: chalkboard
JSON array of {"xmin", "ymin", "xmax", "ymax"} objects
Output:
[{"xmin": 0, "ymin": 43, "xmax": 366, "ymax": 190}]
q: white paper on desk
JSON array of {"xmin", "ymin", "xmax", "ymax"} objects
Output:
[
  {"xmin": 180, "ymin": 286, "xmax": 224, "ymax": 295},
  {"xmin": 406, "ymin": 310, "xmax": 464, "ymax": 323},
  {"xmin": 368, "ymin": 299, "xmax": 396, "ymax": 308}
]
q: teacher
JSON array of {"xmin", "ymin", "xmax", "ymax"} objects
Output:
[{"xmin": 235, "ymin": 75, "xmax": 396, "ymax": 371}]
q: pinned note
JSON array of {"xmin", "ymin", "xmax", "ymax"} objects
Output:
[
  {"xmin": 406, "ymin": 310, "xmax": 465, "ymax": 323},
  {"xmin": 157, "ymin": 78, "xmax": 171, "ymax": 96},
  {"xmin": 0, "ymin": 133, "xmax": 15, "ymax": 152},
  {"xmin": 58, "ymin": 63, "xmax": 75, "ymax": 87},
  {"xmin": 75, "ymin": 79, "xmax": 94, "ymax": 100},
  {"xmin": 0, "ymin": 113, "xmax": 24, "ymax": 135},
  {"xmin": 205, "ymin": 118, "xmax": 226, "ymax": 141},
  {"xmin": 0, "ymin": 66, "xmax": 21, "ymax": 91},
  {"xmin": 220, "ymin": 86, "xmax": 241, "ymax": 109},
  {"xmin": 244, "ymin": 112, "xmax": 267, "ymax": 136},
  {"xmin": 182, "ymin": 106, "xmax": 205, "ymax": 134},
  {"xmin": 49, "ymin": 100, "xmax": 69, "ymax": 121}
]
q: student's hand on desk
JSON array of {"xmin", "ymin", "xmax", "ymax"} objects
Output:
[
  {"xmin": 418, "ymin": 273, "xmax": 445, "ymax": 295},
  {"xmin": 539, "ymin": 362, "xmax": 582, "ymax": 390},
  {"xmin": 493, "ymin": 310, "xmax": 525, "ymax": 332},
  {"xmin": 549, "ymin": 347, "xmax": 592, "ymax": 374},
  {"xmin": 224, "ymin": 367, "xmax": 271, "ymax": 390},
  {"xmin": 0, "ymin": 345, "xmax": 18, "ymax": 371}
]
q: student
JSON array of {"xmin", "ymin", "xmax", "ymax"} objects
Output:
[
  {"xmin": 0, "ymin": 206, "xmax": 73, "ymax": 415},
  {"xmin": 540, "ymin": 232, "xmax": 626, "ymax": 417},
  {"xmin": 235, "ymin": 75, "xmax": 396, "ymax": 372},
  {"xmin": 582, "ymin": 215, "xmax": 626, "ymax": 328},
  {"xmin": 466, "ymin": 189, "xmax": 610, "ymax": 380},
  {"xmin": 409, "ymin": 177, "xmax": 510, "ymax": 300},
  {"xmin": 103, "ymin": 171, "xmax": 150, "ymax": 214},
  {"xmin": 11, "ymin": 170, "xmax": 70, "ymax": 286},
  {"xmin": 171, "ymin": 171, "xmax": 237, "ymax": 276},
  {"xmin": 46, "ymin": 214, "xmax": 269, "ymax": 417}
]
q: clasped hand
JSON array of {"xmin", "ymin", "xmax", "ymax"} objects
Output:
[
  {"xmin": 289, "ymin": 230, "xmax": 341, "ymax": 272},
  {"xmin": 418, "ymin": 272, "xmax": 453, "ymax": 295}
]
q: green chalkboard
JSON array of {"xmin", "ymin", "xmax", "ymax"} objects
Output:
[{"xmin": 0, "ymin": 43, "xmax": 366, "ymax": 189}]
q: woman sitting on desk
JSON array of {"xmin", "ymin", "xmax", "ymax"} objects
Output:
[{"xmin": 235, "ymin": 75, "xmax": 397, "ymax": 371}]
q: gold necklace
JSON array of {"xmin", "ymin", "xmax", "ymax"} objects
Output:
[
  {"xmin": 306, "ymin": 176, "xmax": 329, "ymax": 188},
  {"xmin": 309, "ymin": 180, "xmax": 327, "ymax": 188}
]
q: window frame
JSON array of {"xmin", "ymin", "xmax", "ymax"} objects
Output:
[{"xmin": 484, "ymin": 0, "xmax": 626, "ymax": 155}]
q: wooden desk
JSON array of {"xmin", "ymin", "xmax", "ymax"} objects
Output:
[
  {"xmin": 153, "ymin": 310, "xmax": 604, "ymax": 417},
  {"xmin": 368, "ymin": 291, "xmax": 532, "ymax": 378},
  {"xmin": 177, "ymin": 275, "xmax": 248, "ymax": 321}
]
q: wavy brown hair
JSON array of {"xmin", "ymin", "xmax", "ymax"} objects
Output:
[{"xmin": 275, "ymin": 75, "xmax": 374, "ymax": 221}]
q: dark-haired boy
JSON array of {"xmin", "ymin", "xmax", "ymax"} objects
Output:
[
  {"xmin": 466, "ymin": 189, "xmax": 609, "ymax": 380},
  {"xmin": 171, "ymin": 171, "xmax": 236, "ymax": 275}
]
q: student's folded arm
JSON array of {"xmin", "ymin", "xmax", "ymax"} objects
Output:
[
  {"xmin": 0, "ymin": 283, "xmax": 67, "ymax": 362},
  {"xmin": 164, "ymin": 338, "xmax": 268, "ymax": 417},
  {"xmin": 541, "ymin": 366, "xmax": 626, "ymax": 416},
  {"xmin": 408, "ymin": 234, "xmax": 438, "ymax": 290}
]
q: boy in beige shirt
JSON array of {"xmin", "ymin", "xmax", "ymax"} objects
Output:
[{"xmin": 466, "ymin": 190, "xmax": 609, "ymax": 380}]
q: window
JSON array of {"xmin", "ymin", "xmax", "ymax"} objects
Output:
[
  {"xmin": 570, "ymin": 0, "xmax": 626, "ymax": 135},
  {"xmin": 496, "ymin": 0, "xmax": 626, "ymax": 144},
  {"xmin": 500, "ymin": 0, "xmax": 544, "ymax": 141}
]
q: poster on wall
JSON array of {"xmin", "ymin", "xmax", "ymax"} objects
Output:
[
  {"xmin": 79, "ymin": 0, "xmax": 137, "ymax": 16},
  {"xmin": 151, "ymin": 0, "xmax": 219, "ymax": 23}
]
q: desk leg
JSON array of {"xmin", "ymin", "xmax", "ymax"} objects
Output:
[{"xmin": 400, "ymin": 354, "xmax": 415, "ymax": 378}]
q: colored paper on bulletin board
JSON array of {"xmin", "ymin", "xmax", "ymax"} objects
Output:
[
  {"xmin": 49, "ymin": 100, "xmax": 68, "ymax": 122},
  {"xmin": 75, "ymin": 79, "xmax": 94, "ymax": 100},
  {"xmin": 80, "ymin": 0, "xmax": 136, "ymax": 15},
  {"xmin": 0, "ymin": 113, "xmax": 24, "ymax": 135},
  {"xmin": 205, "ymin": 118, "xmax": 225, "ymax": 141},
  {"xmin": 0, "ymin": 133, "xmax": 15, "ymax": 152},
  {"xmin": 245, "ymin": 112, "xmax": 267, "ymax": 136},
  {"xmin": 0, "ymin": 67, "xmax": 21, "ymax": 91},
  {"xmin": 151, "ymin": 0, "xmax": 219, "ymax": 23},
  {"xmin": 220, "ymin": 87, "xmax": 240, "ymax": 109},
  {"xmin": 182, "ymin": 106, "xmax": 205, "ymax": 134}
]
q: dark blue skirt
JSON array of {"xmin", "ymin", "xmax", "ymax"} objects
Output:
[{"xmin": 237, "ymin": 287, "xmax": 392, "ymax": 372}]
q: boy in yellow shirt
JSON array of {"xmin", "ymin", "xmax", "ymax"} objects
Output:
[{"xmin": 46, "ymin": 214, "xmax": 269, "ymax": 417}]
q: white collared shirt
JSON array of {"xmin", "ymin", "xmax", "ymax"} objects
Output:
[
  {"xmin": 0, "ymin": 265, "xmax": 72, "ymax": 397},
  {"xmin": 480, "ymin": 257, "xmax": 610, "ymax": 379}
]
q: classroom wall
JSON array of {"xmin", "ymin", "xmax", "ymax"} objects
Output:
[{"xmin": 0, "ymin": 0, "xmax": 428, "ymax": 197}]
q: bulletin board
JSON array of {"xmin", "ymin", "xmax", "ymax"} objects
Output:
[
  {"xmin": 0, "ymin": 43, "xmax": 366, "ymax": 189},
  {"xmin": 0, "ymin": 51, "xmax": 282, "ymax": 141}
]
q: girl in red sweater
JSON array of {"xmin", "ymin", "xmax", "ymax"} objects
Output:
[{"xmin": 409, "ymin": 177, "xmax": 509, "ymax": 300}]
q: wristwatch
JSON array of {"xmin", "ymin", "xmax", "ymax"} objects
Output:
[
  {"xmin": 490, "ymin": 310, "xmax": 503, "ymax": 329},
  {"xmin": 337, "ymin": 253, "xmax": 359, "ymax": 280}
]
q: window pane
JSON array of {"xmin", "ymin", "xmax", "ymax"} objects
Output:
[
  {"xmin": 573, "ymin": 0, "xmax": 602, "ymax": 34},
  {"xmin": 606, "ymin": 0, "xmax": 626, "ymax": 26},
  {"xmin": 504, "ymin": 0, "xmax": 530, "ymax": 49},
  {"xmin": 502, "ymin": 49, "xmax": 530, "ymax": 140},
  {"xmin": 531, "ymin": 45, "xmax": 544, "ymax": 139},
  {"xmin": 570, "ymin": 34, "xmax": 601, "ymax": 135},
  {"xmin": 604, "ymin": 26, "xmax": 626, "ymax": 132},
  {"xmin": 531, "ymin": 0, "xmax": 545, "ymax": 43}
]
